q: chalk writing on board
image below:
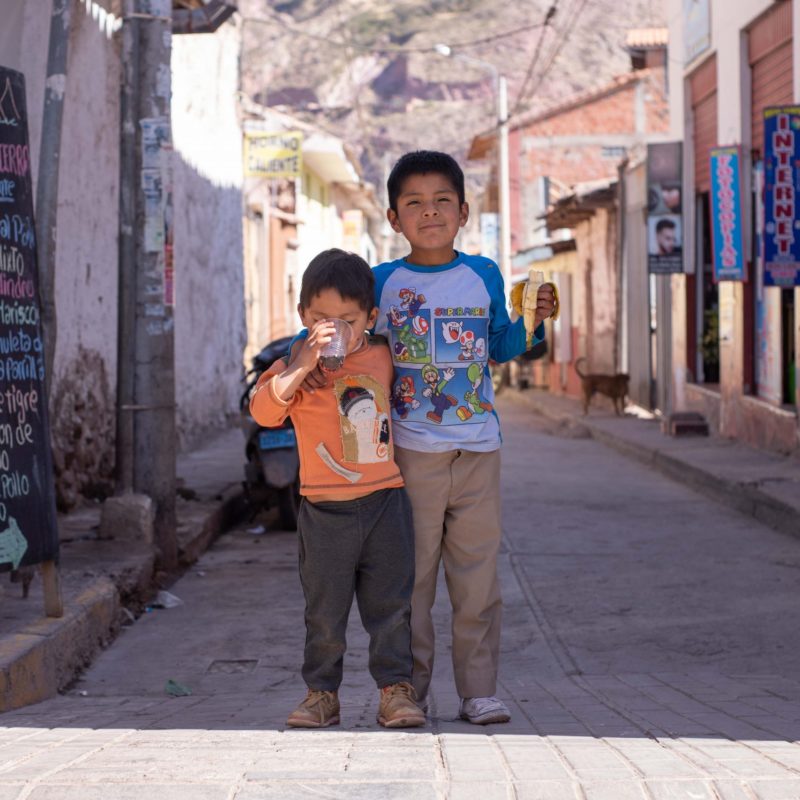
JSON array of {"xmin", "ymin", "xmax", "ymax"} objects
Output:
[{"xmin": 0, "ymin": 66, "xmax": 58, "ymax": 570}]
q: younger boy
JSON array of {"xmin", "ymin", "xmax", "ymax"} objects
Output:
[
  {"xmin": 376, "ymin": 151, "xmax": 555, "ymax": 724},
  {"xmin": 250, "ymin": 248, "xmax": 424, "ymax": 729}
]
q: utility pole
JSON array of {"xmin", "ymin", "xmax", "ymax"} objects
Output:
[
  {"xmin": 118, "ymin": 0, "xmax": 177, "ymax": 569},
  {"xmin": 497, "ymin": 75, "xmax": 512, "ymax": 290},
  {"xmin": 36, "ymin": 0, "xmax": 71, "ymax": 391}
]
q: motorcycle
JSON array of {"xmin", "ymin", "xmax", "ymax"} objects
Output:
[{"xmin": 239, "ymin": 335, "xmax": 301, "ymax": 530}]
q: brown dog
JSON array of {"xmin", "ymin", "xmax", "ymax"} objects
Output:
[{"xmin": 574, "ymin": 358, "xmax": 629, "ymax": 415}]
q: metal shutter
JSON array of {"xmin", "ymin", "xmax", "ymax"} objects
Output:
[
  {"xmin": 690, "ymin": 55, "xmax": 718, "ymax": 193},
  {"xmin": 749, "ymin": 2, "xmax": 793, "ymax": 155}
]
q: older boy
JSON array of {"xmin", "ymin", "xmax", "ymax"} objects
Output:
[{"xmin": 374, "ymin": 151, "xmax": 555, "ymax": 724}]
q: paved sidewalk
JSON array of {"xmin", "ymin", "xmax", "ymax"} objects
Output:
[
  {"xmin": 503, "ymin": 387, "xmax": 800, "ymax": 540},
  {"xmin": 1, "ymin": 399, "xmax": 799, "ymax": 799},
  {"xmin": 0, "ymin": 427, "xmax": 246, "ymax": 711}
]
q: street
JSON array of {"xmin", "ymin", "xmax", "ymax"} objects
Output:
[{"xmin": 1, "ymin": 397, "xmax": 800, "ymax": 799}]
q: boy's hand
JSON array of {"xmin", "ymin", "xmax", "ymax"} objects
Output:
[
  {"xmin": 533, "ymin": 283, "xmax": 556, "ymax": 328},
  {"xmin": 289, "ymin": 328, "xmax": 330, "ymax": 393},
  {"xmin": 296, "ymin": 320, "xmax": 336, "ymax": 372}
]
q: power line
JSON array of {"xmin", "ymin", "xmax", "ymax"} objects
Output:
[
  {"xmin": 512, "ymin": 0, "xmax": 588, "ymax": 117},
  {"xmin": 511, "ymin": 1, "xmax": 559, "ymax": 117},
  {"xmin": 240, "ymin": 8, "xmax": 550, "ymax": 55},
  {"xmin": 522, "ymin": 0, "xmax": 589, "ymax": 110}
]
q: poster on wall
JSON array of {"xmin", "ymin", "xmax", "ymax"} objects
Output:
[
  {"xmin": 709, "ymin": 146, "xmax": 747, "ymax": 281},
  {"xmin": 0, "ymin": 67, "xmax": 59, "ymax": 572},
  {"xmin": 647, "ymin": 142, "xmax": 683, "ymax": 274},
  {"xmin": 683, "ymin": 0, "xmax": 710, "ymax": 64},
  {"xmin": 763, "ymin": 107, "xmax": 800, "ymax": 287},
  {"xmin": 480, "ymin": 213, "xmax": 499, "ymax": 265},
  {"xmin": 753, "ymin": 161, "xmax": 784, "ymax": 406}
]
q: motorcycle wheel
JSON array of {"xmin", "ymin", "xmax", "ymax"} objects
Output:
[{"xmin": 277, "ymin": 479, "xmax": 300, "ymax": 530}]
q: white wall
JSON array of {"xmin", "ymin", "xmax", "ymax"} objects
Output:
[
  {"xmin": 171, "ymin": 20, "xmax": 246, "ymax": 448},
  {"xmin": 3, "ymin": 0, "xmax": 122, "ymax": 507}
]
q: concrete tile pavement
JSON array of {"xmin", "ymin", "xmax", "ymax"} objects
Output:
[
  {"xmin": 503, "ymin": 388, "xmax": 800, "ymax": 541},
  {"xmin": 0, "ymin": 399, "xmax": 799, "ymax": 797}
]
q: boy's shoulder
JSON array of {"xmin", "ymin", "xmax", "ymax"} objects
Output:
[{"xmin": 373, "ymin": 252, "xmax": 499, "ymax": 276}]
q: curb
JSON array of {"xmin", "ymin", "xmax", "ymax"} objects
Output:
[
  {"xmin": 0, "ymin": 486, "xmax": 246, "ymax": 713},
  {"xmin": 505, "ymin": 389, "xmax": 800, "ymax": 541}
]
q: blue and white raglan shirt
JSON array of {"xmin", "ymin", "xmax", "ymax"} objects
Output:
[{"xmin": 374, "ymin": 251, "xmax": 543, "ymax": 453}]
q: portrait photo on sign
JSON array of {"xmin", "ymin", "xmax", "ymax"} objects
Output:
[{"xmin": 648, "ymin": 214, "xmax": 682, "ymax": 256}]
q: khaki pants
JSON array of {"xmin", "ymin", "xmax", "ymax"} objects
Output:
[{"xmin": 394, "ymin": 446, "xmax": 502, "ymax": 700}]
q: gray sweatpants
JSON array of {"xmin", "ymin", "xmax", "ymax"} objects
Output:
[{"xmin": 297, "ymin": 487, "xmax": 415, "ymax": 691}]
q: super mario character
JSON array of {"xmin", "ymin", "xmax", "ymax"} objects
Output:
[
  {"xmin": 386, "ymin": 305, "xmax": 407, "ymax": 328},
  {"xmin": 421, "ymin": 364, "xmax": 457, "ymax": 424},
  {"xmin": 390, "ymin": 375, "xmax": 420, "ymax": 419},
  {"xmin": 441, "ymin": 320, "xmax": 463, "ymax": 344},
  {"xmin": 457, "ymin": 330, "xmax": 487, "ymax": 361},
  {"xmin": 339, "ymin": 385, "xmax": 390, "ymax": 463},
  {"xmin": 457, "ymin": 363, "xmax": 494, "ymax": 421},
  {"xmin": 398, "ymin": 288, "xmax": 426, "ymax": 316},
  {"xmin": 397, "ymin": 314, "xmax": 429, "ymax": 360}
]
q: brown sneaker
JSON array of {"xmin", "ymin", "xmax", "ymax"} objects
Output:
[
  {"xmin": 377, "ymin": 682, "xmax": 426, "ymax": 728},
  {"xmin": 286, "ymin": 689, "xmax": 340, "ymax": 728}
]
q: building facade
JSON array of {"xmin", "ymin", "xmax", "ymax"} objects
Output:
[
  {"xmin": 668, "ymin": 0, "xmax": 800, "ymax": 454},
  {"xmin": 242, "ymin": 107, "xmax": 381, "ymax": 362},
  {"xmin": 1, "ymin": 1, "xmax": 246, "ymax": 506}
]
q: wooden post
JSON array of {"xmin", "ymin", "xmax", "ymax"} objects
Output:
[{"xmin": 41, "ymin": 561, "xmax": 63, "ymax": 618}]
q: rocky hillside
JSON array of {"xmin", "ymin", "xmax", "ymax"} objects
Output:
[{"xmin": 240, "ymin": 0, "xmax": 666, "ymax": 191}]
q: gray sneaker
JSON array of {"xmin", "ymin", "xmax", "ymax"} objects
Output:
[{"xmin": 459, "ymin": 696, "xmax": 511, "ymax": 725}]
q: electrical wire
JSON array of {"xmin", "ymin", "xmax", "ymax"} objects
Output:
[
  {"xmin": 240, "ymin": 7, "xmax": 549, "ymax": 55},
  {"xmin": 522, "ymin": 0, "xmax": 589, "ymax": 109},
  {"xmin": 512, "ymin": 0, "xmax": 588, "ymax": 117},
  {"xmin": 511, "ymin": 1, "xmax": 559, "ymax": 117}
]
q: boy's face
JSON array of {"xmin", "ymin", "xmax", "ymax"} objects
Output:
[
  {"xmin": 298, "ymin": 288, "xmax": 378, "ymax": 353},
  {"xmin": 387, "ymin": 172, "xmax": 469, "ymax": 266}
]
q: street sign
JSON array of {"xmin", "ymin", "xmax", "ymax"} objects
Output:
[
  {"xmin": 243, "ymin": 131, "xmax": 303, "ymax": 178},
  {"xmin": 0, "ymin": 66, "xmax": 60, "ymax": 574},
  {"xmin": 709, "ymin": 146, "xmax": 747, "ymax": 281},
  {"xmin": 763, "ymin": 106, "xmax": 800, "ymax": 287}
]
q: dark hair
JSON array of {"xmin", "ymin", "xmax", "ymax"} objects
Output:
[
  {"xmin": 387, "ymin": 150, "xmax": 465, "ymax": 211},
  {"xmin": 656, "ymin": 218, "xmax": 676, "ymax": 233},
  {"xmin": 299, "ymin": 248, "xmax": 375, "ymax": 311}
]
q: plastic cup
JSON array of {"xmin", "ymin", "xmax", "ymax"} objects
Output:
[{"xmin": 318, "ymin": 318, "xmax": 353, "ymax": 372}]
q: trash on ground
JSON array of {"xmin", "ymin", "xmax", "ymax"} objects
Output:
[
  {"xmin": 247, "ymin": 524, "xmax": 266, "ymax": 535},
  {"xmin": 153, "ymin": 590, "xmax": 184, "ymax": 609},
  {"xmin": 165, "ymin": 679, "xmax": 192, "ymax": 697}
]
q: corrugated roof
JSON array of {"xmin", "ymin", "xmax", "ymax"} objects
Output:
[{"xmin": 625, "ymin": 28, "xmax": 668, "ymax": 49}]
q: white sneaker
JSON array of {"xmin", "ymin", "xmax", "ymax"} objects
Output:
[{"xmin": 459, "ymin": 696, "xmax": 511, "ymax": 725}]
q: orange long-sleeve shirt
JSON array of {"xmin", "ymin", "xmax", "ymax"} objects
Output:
[{"xmin": 249, "ymin": 337, "xmax": 404, "ymax": 502}]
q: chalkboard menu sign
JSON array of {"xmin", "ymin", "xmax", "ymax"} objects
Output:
[{"xmin": 0, "ymin": 67, "xmax": 59, "ymax": 572}]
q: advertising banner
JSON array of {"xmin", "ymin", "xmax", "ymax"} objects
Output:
[
  {"xmin": 244, "ymin": 131, "xmax": 302, "ymax": 178},
  {"xmin": 683, "ymin": 0, "xmax": 710, "ymax": 64},
  {"xmin": 763, "ymin": 107, "xmax": 800, "ymax": 286},
  {"xmin": 709, "ymin": 146, "xmax": 746, "ymax": 281},
  {"xmin": 647, "ymin": 142, "xmax": 683, "ymax": 274}
]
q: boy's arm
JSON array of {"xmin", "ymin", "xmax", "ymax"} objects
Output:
[
  {"xmin": 251, "ymin": 321, "xmax": 336, "ymax": 420},
  {"xmin": 486, "ymin": 267, "xmax": 545, "ymax": 363},
  {"xmin": 249, "ymin": 361, "xmax": 294, "ymax": 427}
]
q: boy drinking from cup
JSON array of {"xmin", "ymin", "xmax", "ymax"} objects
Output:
[{"xmin": 250, "ymin": 248, "xmax": 423, "ymax": 729}]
